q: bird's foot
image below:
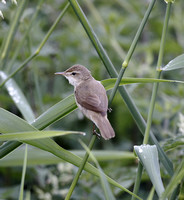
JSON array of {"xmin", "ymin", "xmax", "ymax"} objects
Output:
[
  {"xmin": 93, "ymin": 129, "xmax": 101, "ymax": 139},
  {"xmin": 107, "ymin": 108, "xmax": 112, "ymax": 113}
]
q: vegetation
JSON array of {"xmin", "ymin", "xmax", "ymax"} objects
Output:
[{"xmin": 0, "ymin": 0, "xmax": 184, "ymax": 199}]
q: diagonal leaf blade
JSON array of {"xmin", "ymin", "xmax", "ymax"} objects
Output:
[
  {"xmin": 0, "ymin": 148, "xmax": 135, "ymax": 167},
  {"xmin": 162, "ymin": 54, "xmax": 184, "ymax": 71},
  {"xmin": 32, "ymin": 94, "xmax": 77, "ymax": 130},
  {"xmin": 0, "ymin": 71, "xmax": 35, "ymax": 123},
  {"xmin": 80, "ymin": 140, "xmax": 116, "ymax": 200},
  {"xmin": 0, "ymin": 108, "xmax": 140, "ymax": 198},
  {"xmin": 102, "ymin": 77, "xmax": 184, "ymax": 91},
  {"xmin": 0, "ymin": 130, "xmax": 85, "ymax": 141}
]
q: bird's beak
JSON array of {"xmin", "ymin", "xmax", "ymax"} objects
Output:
[{"xmin": 54, "ymin": 72, "xmax": 65, "ymax": 76}]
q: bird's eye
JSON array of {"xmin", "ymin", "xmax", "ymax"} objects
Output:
[{"xmin": 72, "ymin": 72, "xmax": 76, "ymax": 76}]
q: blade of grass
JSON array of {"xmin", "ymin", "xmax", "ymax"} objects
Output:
[
  {"xmin": 65, "ymin": 135, "xmax": 96, "ymax": 200},
  {"xmin": 162, "ymin": 54, "xmax": 184, "ymax": 71},
  {"xmin": 109, "ymin": 0, "xmax": 156, "ymax": 105},
  {"xmin": 143, "ymin": 1, "xmax": 172, "ymax": 145},
  {"xmin": 161, "ymin": 159, "xmax": 184, "ymax": 200},
  {"xmin": 18, "ymin": 144, "xmax": 28, "ymax": 200},
  {"xmin": 0, "ymin": 108, "xmax": 140, "ymax": 198},
  {"xmin": 102, "ymin": 77, "xmax": 184, "ymax": 90},
  {"xmin": 0, "ymin": 130, "xmax": 85, "ymax": 141},
  {"xmin": 68, "ymin": 0, "xmax": 173, "ymax": 176},
  {"xmin": 0, "ymin": 0, "xmax": 28, "ymax": 70},
  {"xmin": 84, "ymin": 0, "xmax": 126, "ymax": 58},
  {"xmin": 0, "ymin": 148, "xmax": 135, "ymax": 167},
  {"xmin": 0, "ymin": 2, "xmax": 70, "ymax": 88},
  {"xmin": 147, "ymin": 187, "xmax": 155, "ymax": 200},
  {"xmin": 79, "ymin": 139, "xmax": 116, "ymax": 200},
  {"xmin": 0, "ymin": 71, "xmax": 35, "ymax": 123},
  {"xmin": 6, "ymin": 0, "xmax": 44, "ymax": 73},
  {"xmin": 32, "ymin": 94, "xmax": 76, "ymax": 130}
]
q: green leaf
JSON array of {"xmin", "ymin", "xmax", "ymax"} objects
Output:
[
  {"xmin": 0, "ymin": 130, "xmax": 85, "ymax": 141},
  {"xmin": 32, "ymin": 94, "xmax": 77, "ymax": 130},
  {"xmin": 0, "ymin": 71, "xmax": 35, "ymax": 123},
  {"xmin": 80, "ymin": 140, "xmax": 116, "ymax": 200},
  {"xmin": 0, "ymin": 108, "xmax": 37, "ymax": 133},
  {"xmin": 134, "ymin": 145, "xmax": 165, "ymax": 198},
  {"xmin": 0, "ymin": 148, "xmax": 135, "ymax": 167},
  {"xmin": 161, "ymin": 159, "xmax": 184, "ymax": 200},
  {"xmin": 102, "ymin": 77, "xmax": 184, "ymax": 91},
  {"xmin": 0, "ymin": 108, "xmax": 139, "ymax": 198},
  {"xmin": 162, "ymin": 54, "xmax": 184, "ymax": 71},
  {"xmin": 163, "ymin": 134, "xmax": 184, "ymax": 151}
]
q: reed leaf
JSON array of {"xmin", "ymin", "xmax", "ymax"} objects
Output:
[
  {"xmin": 162, "ymin": 54, "xmax": 184, "ymax": 71},
  {"xmin": 0, "ymin": 130, "xmax": 85, "ymax": 141},
  {"xmin": 0, "ymin": 108, "xmax": 140, "ymax": 198}
]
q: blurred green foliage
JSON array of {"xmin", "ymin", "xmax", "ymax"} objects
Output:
[{"xmin": 0, "ymin": 0, "xmax": 184, "ymax": 199}]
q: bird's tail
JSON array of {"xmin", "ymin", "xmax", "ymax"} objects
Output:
[{"xmin": 96, "ymin": 115, "xmax": 115, "ymax": 140}]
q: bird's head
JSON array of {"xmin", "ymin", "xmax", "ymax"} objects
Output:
[{"xmin": 55, "ymin": 64, "xmax": 92, "ymax": 87}]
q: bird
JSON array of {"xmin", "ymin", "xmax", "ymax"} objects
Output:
[{"xmin": 55, "ymin": 64, "xmax": 115, "ymax": 140}]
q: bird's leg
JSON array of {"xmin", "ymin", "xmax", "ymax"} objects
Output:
[
  {"xmin": 92, "ymin": 123, "xmax": 101, "ymax": 139},
  {"xmin": 107, "ymin": 108, "xmax": 112, "ymax": 113}
]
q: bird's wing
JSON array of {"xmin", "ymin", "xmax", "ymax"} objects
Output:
[{"xmin": 75, "ymin": 84, "xmax": 107, "ymax": 115}]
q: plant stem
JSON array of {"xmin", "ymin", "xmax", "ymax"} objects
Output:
[
  {"xmin": 65, "ymin": 135, "xmax": 96, "ymax": 200},
  {"xmin": 6, "ymin": 0, "xmax": 44, "ymax": 73},
  {"xmin": 18, "ymin": 144, "xmax": 28, "ymax": 200},
  {"xmin": 122, "ymin": 0, "xmax": 156, "ymax": 68},
  {"xmin": 143, "ymin": 70, "xmax": 161, "ymax": 144},
  {"xmin": 0, "ymin": 2, "xmax": 70, "ymax": 88},
  {"xmin": 109, "ymin": 0, "xmax": 156, "ymax": 106},
  {"xmin": 131, "ymin": 163, "xmax": 143, "ymax": 200},
  {"xmin": 108, "ymin": 67, "xmax": 126, "ymax": 105},
  {"xmin": 132, "ymin": 2, "xmax": 172, "ymax": 199},
  {"xmin": 157, "ymin": 3, "xmax": 172, "ymax": 71},
  {"xmin": 0, "ymin": 0, "xmax": 28, "ymax": 70},
  {"xmin": 143, "ymin": 2, "xmax": 172, "ymax": 144}
]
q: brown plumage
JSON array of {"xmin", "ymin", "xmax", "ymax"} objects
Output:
[{"xmin": 55, "ymin": 64, "xmax": 115, "ymax": 140}]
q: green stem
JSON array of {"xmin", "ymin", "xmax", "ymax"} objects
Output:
[
  {"xmin": 0, "ymin": 54, "xmax": 37, "ymax": 88},
  {"xmin": 0, "ymin": 0, "xmax": 28, "ymax": 70},
  {"xmin": 143, "ymin": 72, "xmax": 161, "ymax": 144},
  {"xmin": 18, "ymin": 144, "xmax": 28, "ymax": 200},
  {"xmin": 69, "ymin": 0, "xmax": 116, "ymax": 76},
  {"xmin": 65, "ymin": 135, "xmax": 96, "ymax": 200},
  {"xmin": 122, "ymin": 0, "xmax": 156, "ymax": 68},
  {"xmin": 157, "ymin": 3, "xmax": 172, "ymax": 70},
  {"xmin": 131, "ymin": 163, "xmax": 143, "ymax": 200},
  {"xmin": 132, "ymin": 2, "xmax": 172, "ymax": 198},
  {"xmin": 108, "ymin": 67, "xmax": 126, "ymax": 105},
  {"xmin": 143, "ymin": 2, "xmax": 172, "ymax": 144},
  {"xmin": 6, "ymin": 0, "xmax": 44, "ymax": 73},
  {"xmin": 0, "ymin": 2, "xmax": 70, "ymax": 88},
  {"xmin": 109, "ymin": 0, "xmax": 156, "ymax": 106}
]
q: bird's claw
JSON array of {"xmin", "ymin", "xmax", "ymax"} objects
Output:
[
  {"xmin": 107, "ymin": 108, "xmax": 112, "ymax": 113},
  {"xmin": 93, "ymin": 129, "xmax": 101, "ymax": 139}
]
